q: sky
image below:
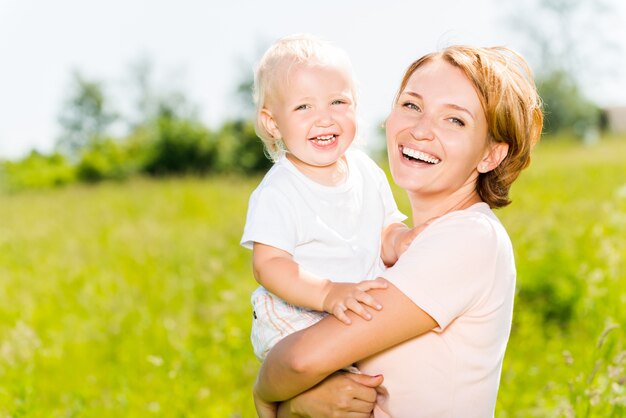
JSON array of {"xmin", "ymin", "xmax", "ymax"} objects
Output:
[{"xmin": 1, "ymin": 0, "xmax": 624, "ymax": 159}]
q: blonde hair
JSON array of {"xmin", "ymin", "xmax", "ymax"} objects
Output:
[
  {"xmin": 253, "ymin": 34, "xmax": 357, "ymax": 162},
  {"xmin": 396, "ymin": 45, "xmax": 543, "ymax": 208}
]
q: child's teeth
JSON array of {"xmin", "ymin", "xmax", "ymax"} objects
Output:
[{"xmin": 312, "ymin": 135, "xmax": 336, "ymax": 144}]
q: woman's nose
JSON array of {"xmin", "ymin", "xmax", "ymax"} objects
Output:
[{"xmin": 409, "ymin": 115, "xmax": 435, "ymax": 141}]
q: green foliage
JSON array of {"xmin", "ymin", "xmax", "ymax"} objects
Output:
[
  {"xmin": 537, "ymin": 70, "xmax": 601, "ymax": 137},
  {"xmin": 505, "ymin": 0, "xmax": 616, "ymax": 138},
  {"xmin": 76, "ymin": 139, "xmax": 143, "ymax": 182},
  {"xmin": 0, "ymin": 177, "xmax": 260, "ymax": 417},
  {"xmin": 3, "ymin": 61, "xmax": 272, "ymax": 191},
  {"xmin": 1, "ymin": 137, "xmax": 625, "ymax": 416},
  {"xmin": 213, "ymin": 120, "xmax": 272, "ymax": 174},
  {"xmin": 0, "ymin": 151, "xmax": 75, "ymax": 191},
  {"xmin": 142, "ymin": 115, "xmax": 217, "ymax": 176},
  {"xmin": 494, "ymin": 137, "xmax": 626, "ymax": 417}
]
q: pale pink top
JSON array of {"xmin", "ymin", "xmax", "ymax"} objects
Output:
[{"xmin": 358, "ymin": 203, "xmax": 515, "ymax": 418}]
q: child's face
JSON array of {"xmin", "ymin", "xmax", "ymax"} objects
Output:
[{"xmin": 264, "ymin": 64, "xmax": 356, "ymax": 170}]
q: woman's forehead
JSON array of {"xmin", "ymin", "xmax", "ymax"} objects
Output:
[{"xmin": 403, "ymin": 60, "xmax": 482, "ymax": 112}]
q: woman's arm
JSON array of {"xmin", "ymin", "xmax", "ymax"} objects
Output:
[{"xmin": 254, "ymin": 281, "xmax": 437, "ymax": 402}]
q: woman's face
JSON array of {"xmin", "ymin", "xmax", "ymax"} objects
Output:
[{"xmin": 386, "ymin": 58, "xmax": 490, "ymax": 198}]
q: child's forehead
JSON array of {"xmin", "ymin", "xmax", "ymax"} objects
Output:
[
  {"xmin": 272, "ymin": 62, "xmax": 353, "ymax": 98},
  {"xmin": 279, "ymin": 59, "xmax": 349, "ymax": 80}
]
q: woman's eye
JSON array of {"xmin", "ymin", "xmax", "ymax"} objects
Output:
[
  {"xmin": 402, "ymin": 102, "xmax": 420, "ymax": 111},
  {"xmin": 448, "ymin": 117, "xmax": 465, "ymax": 127}
]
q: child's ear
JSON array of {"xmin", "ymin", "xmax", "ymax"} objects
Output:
[
  {"xmin": 477, "ymin": 142, "xmax": 509, "ymax": 173},
  {"xmin": 259, "ymin": 108, "xmax": 281, "ymax": 139}
]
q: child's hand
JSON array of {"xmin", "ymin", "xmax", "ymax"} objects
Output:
[
  {"xmin": 322, "ymin": 279, "xmax": 388, "ymax": 325},
  {"xmin": 384, "ymin": 218, "xmax": 438, "ymax": 266},
  {"xmin": 394, "ymin": 221, "xmax": 430, "ymax": 258}
]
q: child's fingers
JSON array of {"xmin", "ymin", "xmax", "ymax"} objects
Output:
[
  {"xmin": 355, "ymin": 291, "xmax": 383, "ymax": 311},
  {"xmin": 333, "ymin": 304, "xmax": 352, "ymax": 325},
  {"xmin": 346, "ymin": 298, "xmax": 372, "ymax": 321},
  {"xmin": 357, "ymin": 278, "xmax": 388, "ymax": 291}
]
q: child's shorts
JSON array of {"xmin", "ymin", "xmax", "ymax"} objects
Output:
[{"xmin": 251, "ymin": 286, "xmax": 326, "ymax": 361}]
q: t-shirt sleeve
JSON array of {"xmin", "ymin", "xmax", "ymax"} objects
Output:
[
  {"xmin": 240, "ymin": 185, "xmax": 299, "ymax": 254},
  {"xmin": 382, "ymin": 213, "xmax": 498, "ymax": 331}
]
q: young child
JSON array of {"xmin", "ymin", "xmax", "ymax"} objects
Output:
[{"xmin": 241, "ymin": 34, "xmax": 415, "ymax": 361}]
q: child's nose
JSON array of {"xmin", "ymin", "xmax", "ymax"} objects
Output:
[{"xmin": 315, "ymin": 108, "xmax": 334, "ymax": 127}]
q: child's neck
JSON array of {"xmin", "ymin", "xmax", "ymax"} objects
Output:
[{"xmin": 287, "ymin": 154, "xmax": 349, "ymax": 187}]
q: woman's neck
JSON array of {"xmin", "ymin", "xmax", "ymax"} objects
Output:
[{"xmin": 407, "ymin": 187, "xmax": 483, "ymax": 226}]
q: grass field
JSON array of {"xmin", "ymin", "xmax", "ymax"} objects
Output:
[{"xmin": 1, "ymin": 137, "xmax": 625, "ymax": 417}]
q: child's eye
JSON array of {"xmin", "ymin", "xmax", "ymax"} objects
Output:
[
  {"xmin": 448, "ymin": 117, "xmax": 465, "ymax": 127},
  {"xmin": 294, "ymin": 104, "xmax": 310, "ymax": 111},
  {"xmin": 331, "ymin": 99, "xmax": 347, "ymax": 105}
]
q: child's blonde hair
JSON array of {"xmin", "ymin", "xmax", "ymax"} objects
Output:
[{"xmin": 253, "ymin": 34, "xmax": 357, "ymax": 162}]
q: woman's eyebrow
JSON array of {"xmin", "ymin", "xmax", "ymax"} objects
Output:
[
  {"xmin": 445, "ymin": 103, "xmax": 475, "ymax": 120},
  {"xmin": 401, "ymin": 91, "xmax": 422, "ymax": 100},
  {"xmin": 401, "ymin": 91, "xmax": 475, "ymax": 120}
]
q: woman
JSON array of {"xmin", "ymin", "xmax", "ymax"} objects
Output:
[{"xmin": 254, "ymin": 45, "xmax": 543, "ymax": 418}]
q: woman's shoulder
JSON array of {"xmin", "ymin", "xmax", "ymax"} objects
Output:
[{"xmin": 421, "ymin": 203, "xmax": 509, "ymax": 248}]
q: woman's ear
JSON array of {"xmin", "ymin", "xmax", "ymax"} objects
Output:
[
  {"xmin": 478, "ymin": 142, "xmax": 509, "ymax": 173},
  {"xmin": 259, "ymin": 108, "xmax": 281, "ymax": 139}
]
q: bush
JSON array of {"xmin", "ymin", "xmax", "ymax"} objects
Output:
[
  {"xmin": 1, "ymin": 152, "xmax": 75, "ymax": 191},
  {"xmin": 1, "ymin": 117, "xmax": 272, "ymax": 192},
  {"xmin": 537, "ymin": 70, "xmax": 601, "ymax": 137},
  {"xmin": 213, "ymin": 120, "xmax": 272, "ymax": 173},
  {"xmin": 76, "ymin": 139, "xmax": 141, "ymax": 182},
  {"xmin": 142, "ymin": 116, "xmax": 217, "ymax": 176}
]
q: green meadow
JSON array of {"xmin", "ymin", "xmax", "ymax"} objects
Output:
[{"xmin": 1, "ymin": 137, "xmax": 625, "ymax": 417}]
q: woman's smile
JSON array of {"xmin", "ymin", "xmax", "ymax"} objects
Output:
[{"xmin": 399, "ymin": 144, "xmax": 441, "ymax": 165}]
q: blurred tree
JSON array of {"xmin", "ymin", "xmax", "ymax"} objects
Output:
[
  {"xmin": 56, "ymin": 72, "xmax": 117, "ymax": 156},
  {"xmin": 214, "ymin": 120, "xmax": 272, "ymax": 173},
  {"xmin": 236, "ymin": 76, "xmax": 255, "ymax": 119},
  {"xmin": 233, "ymin": 44, "xmax": 269, "ymax": 120},
  {"xmin": 535, "ymin": 70, "xmax": 600, "ymax": 136},
  {"xmin": 504, "ymin": 0, "xmax": 620, "ymax": 136},
  {"xmin": 142, "ymin": 109, "xmax": 216, "ymax": 176},
  {"xmin": 125, "ymin": 56, "xmax": 158, "ymax": 130}
]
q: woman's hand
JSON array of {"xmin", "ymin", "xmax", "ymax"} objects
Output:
[
  {"xmin": 277, "ymin": 371, "xmax": 383, "ymax": 418},
  {"xmin": 254, "ymin": 388, "xmax": 278, "ymax": 418}
]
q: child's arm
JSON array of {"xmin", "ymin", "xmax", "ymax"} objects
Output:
[
  {"xmin": 381, "ymin": 220, "xmax": 436, "ymax": 267},
  {"xmin": 253, "ymin": 242, "xmax": 387, "ymax": 324}
]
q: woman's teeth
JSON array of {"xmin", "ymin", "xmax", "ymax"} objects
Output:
[{"xmin": 401, "ymin": 147, "xmax": 440, "ymax": 164}]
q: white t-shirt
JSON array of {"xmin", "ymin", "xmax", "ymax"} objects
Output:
[
  {"xmin": 241, "ymin": 148, "xmax": 405, "ymax": 282},
  {"xmin": 358, "ymin": 203, "xmax": 515, "ymax": 418}
]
